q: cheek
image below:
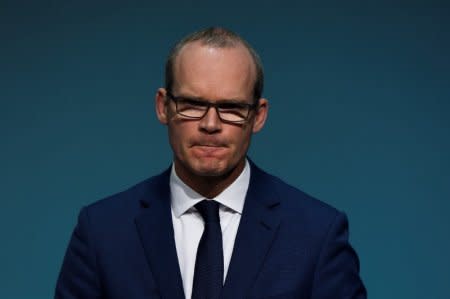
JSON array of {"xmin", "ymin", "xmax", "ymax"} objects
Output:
[
  {"xmin": 230, "ymin": 128, "xmax": 252, "ymax": 155},
  {"xmin": 168, "ymin": 123, "xmax": 192, "ymax": 153},
  {"xmin": 167, "ymin": 125, "xmax": 183, "ymax": 152}
]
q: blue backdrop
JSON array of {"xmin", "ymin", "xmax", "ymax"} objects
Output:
[{"xmin": 1, "ymin": 1, "xmax": 449, "ymax": 298}]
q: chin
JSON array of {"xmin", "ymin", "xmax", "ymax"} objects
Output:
[{"xmin": 191, "ymin": 161, "xmax": 229, "ymax": 177}]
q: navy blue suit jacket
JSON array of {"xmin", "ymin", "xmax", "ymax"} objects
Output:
[{"xmin": 55, "ymin": 162, "xmax": 366, "ymax": 299}]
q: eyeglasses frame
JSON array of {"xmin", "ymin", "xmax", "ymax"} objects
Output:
[{"xmin": 165, "ymin": 91, "xmax": 259, "ymax": 124}]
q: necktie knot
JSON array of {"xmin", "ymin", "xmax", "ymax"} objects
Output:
[{"xmin": 195, "ymin": 200, "xmax": 220, "ymax": 223}]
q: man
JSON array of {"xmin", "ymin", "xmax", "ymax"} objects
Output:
[{"xmin": 55, "ymin": 27, "xmax": 367, "ymax": 299}]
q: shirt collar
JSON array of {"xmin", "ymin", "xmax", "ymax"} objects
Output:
[{"xmin": 170, "ymin": 159, "xmax": 251, "ymax": 218}]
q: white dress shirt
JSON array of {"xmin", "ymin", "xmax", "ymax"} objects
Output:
[{"xmin": 170, "ymin": 160, "xmax": 250, "ymax": 299}]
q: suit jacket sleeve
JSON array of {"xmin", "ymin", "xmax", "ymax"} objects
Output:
[
  {"xmin": 311, "ymin": 212, "xmax": 367, "ymax": 299},
  {"xmin": 55, "ymin": 207, "xmax": 102, "ymax": 299}
]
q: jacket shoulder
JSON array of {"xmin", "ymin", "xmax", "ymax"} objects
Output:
[
  {"xmin": 83, "ymin": 168, "xmax": 170, "ymax": 220},
  {"xmin": 252, "ymin": 164, "xmax": 342, "ymax": 230},
  {"xmin": 253, "ymin": 163, "xmax": 339, "ymax": 211},
  {"xmin": 273, "ymin": 174, "xmax": 339, "ymax": 215}
]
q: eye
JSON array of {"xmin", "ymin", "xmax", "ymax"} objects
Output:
[
  {"xmin": 178, "ymin": 98, "xmax": 208, "ymax": 108},
  {"xmin": 217, "ymin": 103, "xmax": 249, "ymax": 118}
]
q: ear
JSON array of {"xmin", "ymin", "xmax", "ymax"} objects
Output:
[
  {"xmin": 252, "ymin": 98, "xmax": 268, "ymax": 133},
  {"xmin": 155, "ymin": 88, "xmax": 168, "ymax": 124}
]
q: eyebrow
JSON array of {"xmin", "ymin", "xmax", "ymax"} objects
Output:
[{"xmin": 174, "ymin": 94, "xmax": 250, "ymax": 104}]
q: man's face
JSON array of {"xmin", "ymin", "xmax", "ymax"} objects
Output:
[{"xmin": 156, "ymin": 42, "xmax": 267, "ymax": 183}]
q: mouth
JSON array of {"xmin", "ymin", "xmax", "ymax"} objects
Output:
[
  {"xmin": 190, "ymin": 141, "xmax": 227, "ymax": 148},
  {"xmin": 191, "ymin": 144, "xmax": 227, "ymax": 157},
  {"xmin": 194, "ymin": 144, "xmax": 224, "ymax": 148}
]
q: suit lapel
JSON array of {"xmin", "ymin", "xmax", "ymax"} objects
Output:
[
  {"xmin": 134, "ymin": 169, "xmax": 185, "ymax": 299},
  {"xmin": 221, "ymin": 162, "xmax": 281, "ymax": 298}
]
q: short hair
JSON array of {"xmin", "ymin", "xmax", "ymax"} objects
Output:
[{"xmin": 164, "ymin": 27, "xmax": 264, "ymax": 102}]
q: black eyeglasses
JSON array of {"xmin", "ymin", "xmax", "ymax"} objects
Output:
[{"xmin": 166, "ymin": 91, "xmax": 258, "ymax": 124}]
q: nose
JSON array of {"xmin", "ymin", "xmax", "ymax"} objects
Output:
[{"xmin": 198, "ymin": 106, "xmax": 222, "ymax": 133}]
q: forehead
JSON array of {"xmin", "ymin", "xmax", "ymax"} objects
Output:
[{"xmin": 172, "ymin": 42, "xmax": 256, "ymax": 100}]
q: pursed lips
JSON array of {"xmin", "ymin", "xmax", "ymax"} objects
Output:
[
  {"xmin": 194, "ymin": 144, "xmax": 225, "ymax": 147},
  {"xmin": 190, "ymin": 141, "xmax": 228, "ymax": 148},
  {"xmin": 190, "ymin": 144, "xmax": 228, "ymax": 156}
]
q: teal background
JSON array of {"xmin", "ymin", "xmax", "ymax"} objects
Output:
[{"xmin": 1, "ymin": 1, "xmax": 449, "ymax": 298}]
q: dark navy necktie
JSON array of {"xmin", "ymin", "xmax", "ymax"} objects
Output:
[{"xmin": 192, "ymin": 200, "xmax": 224, "ymax": 299}]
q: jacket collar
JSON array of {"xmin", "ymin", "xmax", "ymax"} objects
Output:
[
  {"xmin": 221, "ymin": 160, "xmax": 281, "ymax": 298},
  {"xmin": 135, "ymin": 160, "xmax": 281, "ymax": 299}
]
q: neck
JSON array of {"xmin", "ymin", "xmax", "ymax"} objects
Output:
[{"xmin": 174, "ymin": 159, "xmax": 246, "ymax": 198}]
